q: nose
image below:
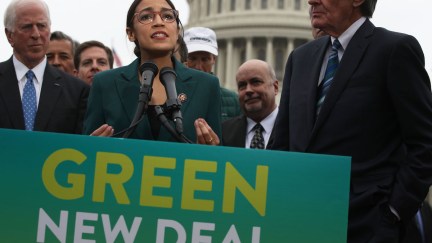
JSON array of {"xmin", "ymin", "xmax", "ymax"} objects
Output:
[
  {"xmin": 308, "ymin": 0, "xmax": 319, "ymax": 6},
  {"xmin": 91, "ymin": 60, "xmax": 100, "ymax": 70},
  {"xmin": 152, "ymin": 12, "xmax": 165, "ymax": 25},
  {"xmin": 52, "ymin": 55, "xmax": 60, "ymax": 65},
  {"xmin": 30, "ymin": 25, "xmax": 41, "ymax": 39},
  {"xmin": 189, "ymin": 61, "xmax": 204, "ymax": 72},
  {"xmin": 245, "ymin": 83, "xmax": 254, "ymax": 93}
]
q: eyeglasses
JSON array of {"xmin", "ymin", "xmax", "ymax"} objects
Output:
[{"xmin": 133, "ymin": 9, "xmax": 178, "ymax": 25}]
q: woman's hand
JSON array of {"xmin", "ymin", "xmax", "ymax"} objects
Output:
[
  {"xmin": 194, "ymin": 118, "xmax": 220, "ymax": 145},
  {"xmin": 90, "ymin": 124, "xmax": 114, "ymax": 137}
]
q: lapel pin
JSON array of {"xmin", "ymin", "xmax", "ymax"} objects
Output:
[{"xmin": 178, "ymin": 93, "xmax": 187, "ymax": 103}]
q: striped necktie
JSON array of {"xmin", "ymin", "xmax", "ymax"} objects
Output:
[
  {"xmin": 250, "ymin": 123, "xmax": 265, "ymax": 149},
  {"xmin": 316, "ymin": 39, "xmax": 342, "ymax": 116},
  {"xmin": 22, "ymin": 70, "xmax": 37, "ymax": 131}
]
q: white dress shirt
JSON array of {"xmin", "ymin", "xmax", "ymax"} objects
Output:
[
  {"xmin": 13, "ymin": 55, "xmax": 47, "ymax": 107},
  {"xmin": 246, "ymin": 107, "xmax": 279, "ymax": 149}
]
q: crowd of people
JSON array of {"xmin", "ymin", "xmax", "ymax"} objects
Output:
[{"xmin": 1, "ymin": 0, "xmax": 432, "ymax": 242}]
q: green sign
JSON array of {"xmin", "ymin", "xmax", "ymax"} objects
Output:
[{"xmin": 0, "ymin": 128, "xmax": 350, "ymax": 242}]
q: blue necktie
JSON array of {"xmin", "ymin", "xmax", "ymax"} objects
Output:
[
  {"xmin": 415, "ymin": 209, "xmax": 426, "ymax": 243},
  {"xmin": 22, "ymin": 70, "xmax": 37, "ymax": 131},
  {"xmin": 250, "ymin": 123, "xmax": 265, "ymax": 149},
  {"xmin": 316, "ymin": 39, "xmax": 342, "ymax": 116}
]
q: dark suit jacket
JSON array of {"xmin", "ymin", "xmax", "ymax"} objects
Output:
[
  {"xmin": 271, "ymin": 19, "xmax": 432, "ymax": 241},
  {"xmin": 83, "ymin": 58, "xmax": 221, "ymax": 142},
  {"xmin": 222, "ymin": 115, "xmax": 248, "ymax": 147},
  {"xmin": 222, "ymin": 114, "xmax": 275, "ymax": 148},
  {"xmin": 0, "ymin": 57, "xmax": 90, "ymax": 134}
]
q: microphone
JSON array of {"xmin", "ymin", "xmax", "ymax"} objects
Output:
[
  {"xmin": 160, "ymin": 67, "xmax": 184, "ymax": 135},
  {"xmin": 139, "ymin": 61, "xmax": 159, "ymax": 106},
  {"xmin": 120, "ymin": 61, "xmax": 158, "ymax": 138}
]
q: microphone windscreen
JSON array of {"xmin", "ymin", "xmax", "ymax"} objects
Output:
[{"xmin": 139, "ymin": 61, "xmax": 158, "ymax": 75}]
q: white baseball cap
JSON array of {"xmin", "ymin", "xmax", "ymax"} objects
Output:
[{"xmin": 184, "ymin": 27, "xmax": 218, "ymax": 56}]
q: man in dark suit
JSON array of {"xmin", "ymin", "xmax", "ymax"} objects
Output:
[
  {"xmin": 222, "ymin": 59, "xmax": 278, "ymax": 149},
  {"xmin": 0, "ymin": 0, "xmax": 89, "ymax": 134},
  {"xmin": 270, "ymin": 0, "xmax": 432, "ymax": 242}
]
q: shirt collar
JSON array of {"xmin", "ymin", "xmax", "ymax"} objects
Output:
[
  {"xmin": 13, "ymin": 55, "xmax": 47, "ymax": 84},
  {"xmin": 247, "ymin": 107, "xmax": 279, "ymax": 134},
  {"xmin": 331, "ymin": 17, "xmax": 367, "ymax": 51}
]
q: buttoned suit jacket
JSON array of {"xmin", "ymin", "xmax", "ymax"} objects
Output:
[
  {"xmin": 83, "ymin": 58, "xmax": 221, "ymax": 142},
  {"xmin": 271, "ymin": 19, "xmax": 432, "ymax": 242},
  {"xmin": 0, "ymin": 57, "xmax": 90, "ymax": 134}
]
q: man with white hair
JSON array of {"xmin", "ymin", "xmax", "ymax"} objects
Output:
[
  {"xmin": 184, "ymin": 27, "xmax": 241, "ymax": 122},
  {"xmin": 0, "ymin": 0, "xmax": 89, "ymax": 134}
]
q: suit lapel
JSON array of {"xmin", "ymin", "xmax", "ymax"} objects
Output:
[
  {"xmin": 306, "ymin": 38, "xmax": 330, "ymax": 133},
  {"xmin": 292, "ymin": 37, "xmax": 329, "ymax": 150},
  {"xmin": 172, "ymin": 58, "xmax": 198, "ymax": 114},
  {"xmin": 233, "ymin": 116, "xmax": 248, "ymax": 147},
  {"xmin": 35, "ymin": 65, "xmax": 62, "ymax": 131},
  {"xmin": 312, "ymin": 20, "xmax": 374, "ymax": 136},
  {"xmin": 115, "ymin": 60, "xmax": 140, "ymax": 124},
  {"xmin": 157, "ymin": 59, "xmax": 199, "ymax": 141},
  {"xmin": 0, "ymin": 58, "xmax": 25, "ymax": 129},
  {"xmin": 237, "ymin": 116, "xmax": 248, "ymax": 147}
]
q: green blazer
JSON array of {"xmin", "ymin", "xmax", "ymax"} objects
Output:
[{"xmin": 83, "ymin": 58, "xmax": 221, "ymax": 142}]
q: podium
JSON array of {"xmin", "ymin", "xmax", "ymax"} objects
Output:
[{"xmin": 0, "ymin": 129, "xmax": 350, "ymax": 242}]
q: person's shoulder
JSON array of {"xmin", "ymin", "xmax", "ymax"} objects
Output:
[
  {"xmin": 48, "ymin": 65, "xmax": 89, "ymax": 89},
  {"xmin": 0, "ymin": 57, "xmax": 14, "ymax": 73},
  {"xmin": 372, "ymin": 27, "xmax": 422, "ymax": 50},
  {"xmin": 192, "ymin": 68, "xmax": 219, "ymax": 81},
  {"xmin": 96, "ymin": 59, "xmax": 138, "ymax": 79},
  {"xmin": 220, "ymin": 87, "xmax": 237, "ymax": 96},
  {"xmin": 292, "ymin": 36, "xmax": 328, "ymax": 56},
  {"xmin": 94, "ymin": 66, "xmax": 126, "ymax": 79},
  {"xmin": 374, "ymin": 27, "xmax": 410, "ymax": 39}
]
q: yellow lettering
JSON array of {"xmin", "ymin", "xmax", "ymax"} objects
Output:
[
  {"xmin": 223, "ymin": 163, "xmax": 268, "ymax": 216},
  {"xmin": 92, "ymin": 152, "xmax": 133, "ymax": 204},
  {"xmin": 140, "ymin": 156, "xmax": 176, "ymax": 208},
  {"xmin": 181, "ymin": 159, "xmax": 217, "ymax": 212},
  {"xmin": 42, "ymin": 148, "xmax": 86, "ymax": 200}
]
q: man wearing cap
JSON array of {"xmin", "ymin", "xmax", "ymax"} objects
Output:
[{"xmin": 184, "ymin": 27, "xmax": 241, "ymax": 122}]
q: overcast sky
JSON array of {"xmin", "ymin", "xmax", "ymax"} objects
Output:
[{"xmin": 1, "ymin": 0, "xmax": 430, "ymax": 76}]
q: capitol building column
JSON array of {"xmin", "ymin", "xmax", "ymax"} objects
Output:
[
  {"xmin": 186, "ymin": 0, "xmax": 312, "ymax": 90},
  {"xmin": 225, "ymin": 38, "xmax": 235, "ymax": 90},
  {"xmin": 266, "ymin": 37, "xmax": 274, "ymax": 69},
  {"xmin": 286, "ymin": 38, "xmax": 294, "ymax": 62},
  {"xmin": 246, "ymin": 37, "xmax": 253, "ymax": 61},
  {"xmin": 216, "ymin": 44, "xmax": 226, "ymax": 86}
]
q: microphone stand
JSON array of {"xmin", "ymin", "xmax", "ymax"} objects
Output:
[
  {"xmin": 155, "ymin": 106, "xmax": 192, "ymax": 143},
  {"xmin": 116, "ymin": 61, "xmax": 158, "ymax": 138},
  {"xmin": 159, "ymin": 67, "xmax": 193, "ymax": 143}
]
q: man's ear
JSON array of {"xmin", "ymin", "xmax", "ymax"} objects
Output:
[
  {"xmin": 5, "ymin": 28, "xmax": 14, "ymax": 47},
  {"xmin": 353, "ymin": 0, "xmax": 366, "ymax": 8},
  {"xmin": 274, "ymin": 80, "xmax": 279, "ymax": 95}
]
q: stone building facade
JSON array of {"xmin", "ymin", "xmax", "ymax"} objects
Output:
[{"xmin": 186, "ymin": 0, "xmax": 313, "ymax": 90}]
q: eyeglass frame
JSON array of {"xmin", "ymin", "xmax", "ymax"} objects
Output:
[{"xmin": 132, "ymin": 9, "xmax": 179, "ymax": 25}]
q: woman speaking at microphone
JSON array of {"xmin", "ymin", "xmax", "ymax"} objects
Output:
[{"xmin": 83, "ymin": 0, "xmax": 221, "ymax": 145}]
